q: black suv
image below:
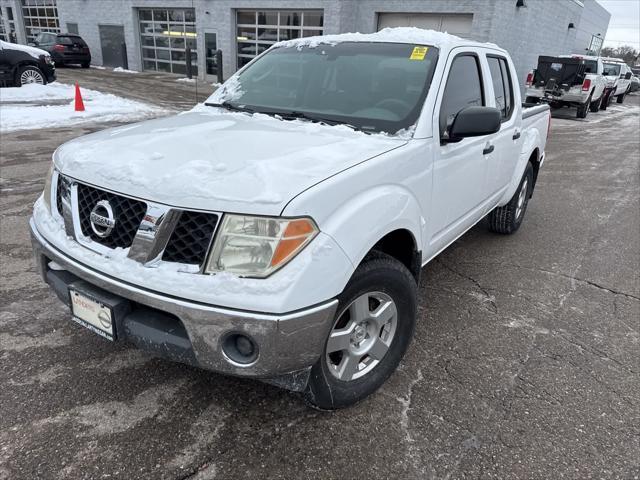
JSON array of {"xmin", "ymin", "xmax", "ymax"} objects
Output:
[
  {"xmin": 31, "ymin": 32, "xmax": 91, "ymax": 68},
  {"xmin": 0, "ymin": 40, "xmax": 56, "ymax": 87}
]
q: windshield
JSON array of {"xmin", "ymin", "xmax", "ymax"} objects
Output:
[
  {"xmin": 603, "ymin": 63, "xmax": 621, "ymax": 76},
  {"xmin": 210, "ymin": 42, "xmax": 439, "ymax": 133}
]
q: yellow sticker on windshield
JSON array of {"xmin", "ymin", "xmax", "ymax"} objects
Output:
[{"xmin": 410, "ymin": 46, "xmax": 429, "ymax": 60}]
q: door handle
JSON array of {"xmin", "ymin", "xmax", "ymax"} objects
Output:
[
  {"xmin": 512, "ymin": 131, "xmax": 521, "ymax": 140},
  {"xmin": 483, "ymin": 143, "xmax": 494, "ymax": 155}
]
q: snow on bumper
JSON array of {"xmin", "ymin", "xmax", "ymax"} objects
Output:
[{"xmin": 30, "ymin": 196, "xmax": 352, "ymax": 377}]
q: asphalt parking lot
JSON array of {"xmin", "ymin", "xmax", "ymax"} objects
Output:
[{"xmin": 1, "ymin": 68, "xmax": 639, "ymax": 480}]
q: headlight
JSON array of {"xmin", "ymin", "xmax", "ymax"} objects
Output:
[
  {"xmin": 42, "ymin": 165, "xmax": 54, "ymax": 212},
  {"xmin": 205, "ymin": 215, "xmax": 319, "ymax": 278}
]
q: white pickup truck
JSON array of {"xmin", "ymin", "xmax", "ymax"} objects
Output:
[
  {"xmin": 525, "ymin": 54, "xmax": 606, "ymax": 118},
  {"xmin": 601, "ymin": 57, "xmax": 633, "ymax": 108},
  {"xmin": 30, "ymin": 28, "xmax": 550, "ymax": 409}
]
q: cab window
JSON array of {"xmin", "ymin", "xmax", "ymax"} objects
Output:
[
  {"xmin": 439, "ymin": 54, "xmax": 484, "ymax": 137},
  {"xmin": 487, "ymin": 56, "xmax": 513, "ymax": 121}
]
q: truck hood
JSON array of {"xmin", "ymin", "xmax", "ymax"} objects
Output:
[{"xmin": 54, "ymin": 109, "xmax": 406, "ymax": 215}]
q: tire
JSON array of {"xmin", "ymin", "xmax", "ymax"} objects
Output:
[
  {"xmin": 303, "ymin": 252, "xmax": 417, "ymax": 410},
  {"xmin": 81, "ymin": 62, "xmax": 90, "ymax": 69},
  {"xmin": 16, "ymin": 65, "xmax": 45, "ymax": 87},
  {"xmin": 616, "ymin": 90, "xmax": 627, "ymax": 104},
  {"xmin": 576, "ymin": 94, "xmax": 591, "ymax": 118},
  {"xmin": 487, "ymin": 162, "xmax": 534, "ymax": 235},
  {"xmin": 589, "ymin": 95, "xmax": 602, "ymax": 112}
]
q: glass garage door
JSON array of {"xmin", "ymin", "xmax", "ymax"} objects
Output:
[
  {"xmin": 138, "ymin": 8, "xmax": 197, "ymax": 75},
  {"xmin": 21, "ymin": 0, "xmax": 60, "ymax": 43},
  {"xmin": 236, "ymin": 10, "xmax": 323, "ymax": 69}
]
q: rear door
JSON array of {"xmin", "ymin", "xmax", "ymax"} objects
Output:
[
  {"xmin": 428, "ymin": 49, "xmax": 493, "ymax": 250},
  {"xmin": 484, "ymin": 54, "xmax": 521, "ymax": 196}
]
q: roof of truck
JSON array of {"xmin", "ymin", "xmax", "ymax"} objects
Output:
[
  {"xmin": 601, "ymin": 57, "xmax": 626, "ymax": 64},
  {"xmin": 274, "ymin": 27, "xmax": 502, "ymax": 52}
]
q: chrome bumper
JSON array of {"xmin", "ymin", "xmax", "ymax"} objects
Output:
[{"xmin": 30, "ymin": 218, "xmax": 338, "ymax": 380}]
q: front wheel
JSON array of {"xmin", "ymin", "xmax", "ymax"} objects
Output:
[
  {"xmin": 17, "ymin": 65, "xmax": 45, "ymax": 86},
  {"xmin": 616, "ymin": 90, "xmax": 627, "ymax": 103},
  {"xmin": 81, "ymin": 62, "xmax": 90, "ymax": 68},
  {"xmin": 304, "ymin": 252, "xmax": 417, "ymax": 410},
  {"xmin": 487, "ymin": 162, "xmax": 534, "ymax": 235}
]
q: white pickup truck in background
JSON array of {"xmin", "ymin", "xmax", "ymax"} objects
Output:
[
  {"xmin": 525, "ymin": 54, "xmax": 606, "ymax": 118},
  {"xmin": 601, "ymin": 57, "xmax": 634, "ymax": 108},
  {"xmin": 30, "ymin": 28, "xmax": 550, "ymax": 409}
]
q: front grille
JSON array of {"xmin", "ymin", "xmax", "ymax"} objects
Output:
[
  {"xmin": 55, "ymin": 174, "xmax": 71, "ymax": 216},
  {"xmin": 162, "ymin": 211, "xmax": 219, "ymax": 265},
  {"xmin": 77, "ymin": 183, "xmax": 147, "ymax": 249}
]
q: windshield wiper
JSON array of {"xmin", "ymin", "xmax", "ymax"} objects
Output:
[
  {"xmin": 275, "ymin": 110, "xmax": 362, "ymax": 132},
  {"xmin": 204, "ymin": 101, "xmax": 255, "ymax": 113}
]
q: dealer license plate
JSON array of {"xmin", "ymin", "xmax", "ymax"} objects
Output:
[{"xmin": 69, "ymin": 289, "xmax": 115, "ymax": 341}]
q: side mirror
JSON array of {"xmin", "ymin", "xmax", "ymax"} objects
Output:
[
  {"xmin": 444, "ymin": 106, "xmax": 501, "ymax": 143},
  {"xmin": 625, "ymin": 72, "xmax": 632, "ymax": 80}
]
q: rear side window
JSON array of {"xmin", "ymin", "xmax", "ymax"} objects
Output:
[
  {"xmin": 487, "ymin": 56, "xmax": 513, "ymax": 121},
  {"xmin": 439, "ymin": 54, "xmax": 484, "ymax": 136}
]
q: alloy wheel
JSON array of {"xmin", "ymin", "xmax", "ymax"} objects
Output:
[
  {"xmin": 325, "ymin": 291, "xmax": 398, "ymax": 381},
  {"xmin": 20, "ymin": 69, "xmax": 44, "ymax": 85}
]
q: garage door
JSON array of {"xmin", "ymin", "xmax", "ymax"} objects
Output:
[{"xmin": 377, "ymin": 13, "xmax": 473, "ymax": 37}]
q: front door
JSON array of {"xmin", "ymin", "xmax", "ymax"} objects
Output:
[
  {"xmin": 427, "ymin": 51, "xmax": 493, "ymax": 253},
  {"xmin": 98, "ymin": 24, "xmax": 125, "ymax": 68}
]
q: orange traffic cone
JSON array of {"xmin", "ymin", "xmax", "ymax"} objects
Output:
[{"xmin": 74, "ymin": 81, "xmax": 85, "ymax": 112}]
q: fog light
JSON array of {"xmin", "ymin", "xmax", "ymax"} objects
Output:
[{"xmin": 222, "ymin": 333, "xmax": 258, "ymax": 365}]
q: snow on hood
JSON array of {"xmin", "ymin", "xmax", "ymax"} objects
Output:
[
  {"xmin": 54, "ymin": 109, "xmax": 406, "ymax": 215},
  {"xmin": 0, "ymin": 40, "xmax": 48, "ymax": 59},
  {"xmin": 274, "ymin": 27, "xmax": 497, "ymax": 50}
]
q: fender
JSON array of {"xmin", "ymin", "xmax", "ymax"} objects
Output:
[
  {"xmin": 314, "ymin": 184, "xmax": 423, "ymax": 273},
  {"xmin": 498, "ymin": 127, "xmax": 540, "ymax": 206}
]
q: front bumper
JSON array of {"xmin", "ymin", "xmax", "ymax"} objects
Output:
[{"xmin": 30, "ymin": 218, "xmax": 338, "ymax": 383}]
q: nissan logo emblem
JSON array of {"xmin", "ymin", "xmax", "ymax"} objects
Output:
[{"xmin": 89, "ymin": 200, "xmax": 116, "ymax": 238}]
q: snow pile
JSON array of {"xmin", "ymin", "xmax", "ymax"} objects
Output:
[
  {"xmin": 0, "ymin": 82, "xmax": 164, "ymax": 132},
  {"xmin": 0, "ymin": 39, "xmax": 48, "ymax": 59},
  {"xmin": 113, "ymin": 67, "xmax": 139, "ymax": 73},
  {"xmin": 205, "ymin": 75, "xmax": 243, "ymax": 104},
  {"xmin": 175, "ymin": 77, "xmax": 196, "ymax": 83},
  {"xmin": 275, "ymin": 27, "xmax": 496, "ymax": 50}
]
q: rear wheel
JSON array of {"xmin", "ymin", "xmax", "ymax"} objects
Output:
[
  {"xmin": 576, "ymin": 94, "xmax": 591, "ymax": 118},
  {"xmin": 17, "ymin": 65, "xmax": 45, "ymax": 86},
  {"xmin": 589, "ymin": 95, "xmax": 602, "ymax": 112},
  {"xmin": 487, "ymin": 162, "xmax": 534, "ymax": 235},
  {"xmin": 304, "ymin": 252, "xmax": 417, "ymax": 410}
]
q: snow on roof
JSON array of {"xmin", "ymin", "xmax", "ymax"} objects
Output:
[
  {"xmin": 274, "ymin": 27, "xmax": 499, "ymax": 51},
  {"xmin": 0, "ymin": 40, "xmax": 49, "ymax": 59}
]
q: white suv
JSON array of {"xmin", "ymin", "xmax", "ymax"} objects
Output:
[{"xmin": 601, "ymin": 57, "xmax": 633, "ymax": 107}]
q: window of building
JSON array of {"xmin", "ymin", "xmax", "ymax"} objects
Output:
[
  {"xmin": 21, "ymin": 0, "xmax": 60, "ymax": 43},
  {"xmin": 139, "ymin": 8, "xmax": 197, "ymax": 75},
  {"xmin": 235, "ymin": 10, "xmax": 323, "ymax": 69},
  {"xmin": 487, "ymin": 56, "xmax": 513, "ymax": 121},
  {"xmin": 67, "ymin": 22, "xmax": 78, "ymax": 34},
  {"xmin": 0, "ymin": 10, "xmax": 7, "ymax": 41},
  {"xmin": 439, "ymin": 54, "xmax": 484, "ymax": 137}
]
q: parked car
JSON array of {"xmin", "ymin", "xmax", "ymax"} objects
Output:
[
  {"xmin": 629, "ymin": 75, "xmax": 639, "ymax": 93},
  {"xmin": 30, "ymin": 29, "xmax": 550, "ymax": 409},
  {"xmin": 0, "ymin": 39, "xmax": 56, "ymax": 87},
  {"xmin": 524, "ymin": 54, "xmax": 605, "ymax": 118},
  {"xmin": 601, "ymin": 57, "xmax": 633, "ymax": 107},
  {"xmin": 31, "ymin": 32, "xmax": 91, "ymax": 68}
]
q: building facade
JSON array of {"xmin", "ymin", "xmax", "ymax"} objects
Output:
[{"xmin": 0, "ymin": 0, "xmax": 610, "ymax": 88}]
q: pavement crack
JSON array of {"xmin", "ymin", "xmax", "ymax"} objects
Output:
[{"xmin": 437, "ymin": 260, "xmax": 498, "ymax": 313}]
